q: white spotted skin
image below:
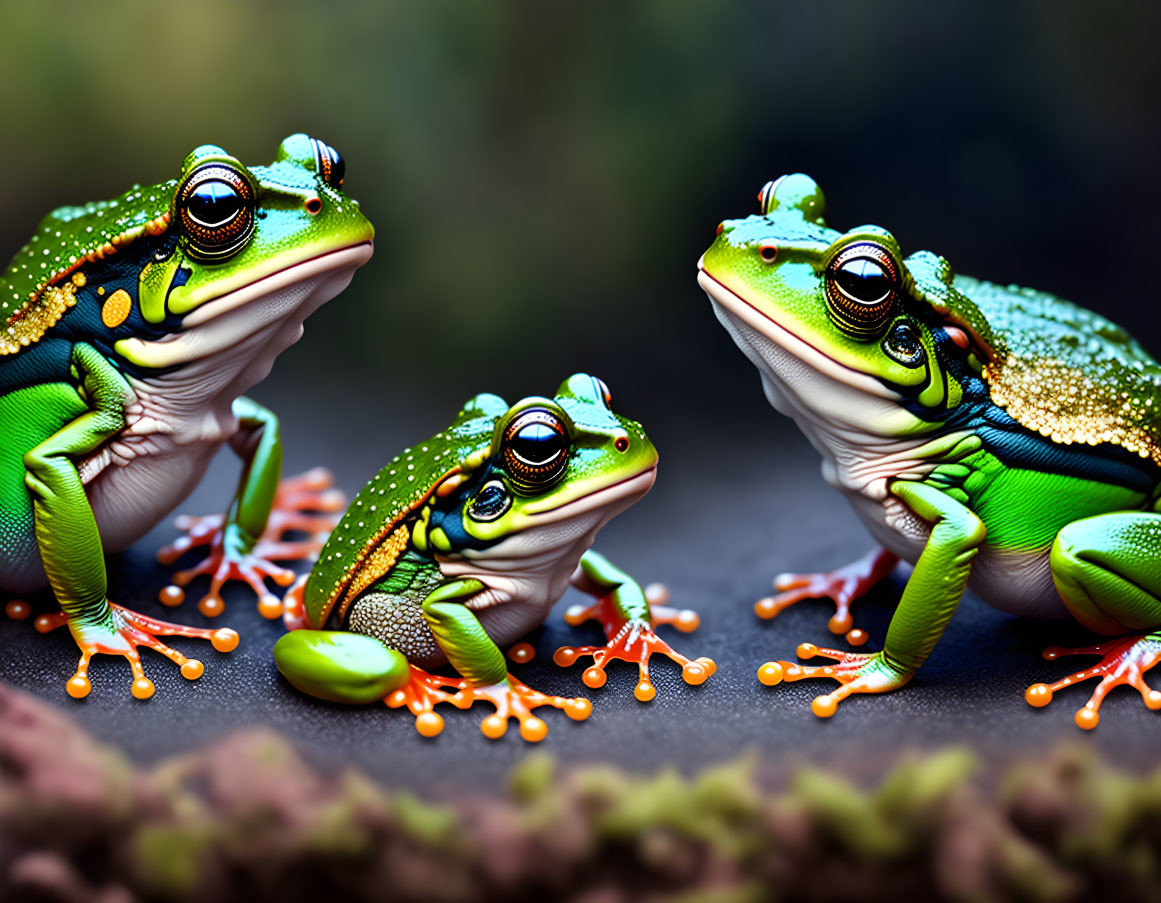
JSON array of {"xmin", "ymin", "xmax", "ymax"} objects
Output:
[
  {"xmin": 0, "ymin": 265, "xmax": 358, "ymax": 593},
  {"xmin": 710, "ymin": 294, "xmax": 1069, "ymax": 620}
]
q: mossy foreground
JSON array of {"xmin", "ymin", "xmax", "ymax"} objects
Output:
[{"xmin": 3, "ymin": 685, "xmax": 1161, "ymax": 902}]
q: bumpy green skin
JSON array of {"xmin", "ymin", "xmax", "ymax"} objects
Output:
[
  {"xmin": 0, "ymin": 134, "xmax": 374, "ymax": 689},
  {"xmin": 699, "ymin": 173, "xmax": 1161, "ymax": 720},
  {"xmin": 274, "ymin": 373, "xmax": 659, "ymax": 705}
]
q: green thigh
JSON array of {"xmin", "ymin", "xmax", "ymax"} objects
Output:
[
  {"xmin": 273, "ymin": 630, "xmax": 411, "ymax": 704},
  {"xmin": 1051, "ymin": 512, "xmax": 1161, "ymax": 635}
]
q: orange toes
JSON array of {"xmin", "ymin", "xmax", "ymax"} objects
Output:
[
  {"xmin": 211, "ymin": 629, "xmax": 239, "ymax": 653},
  {"xmin": 415, "ymin": 711, "xmax": 445, "ymax": 738},
  {"xmin": 1025, "ymin": 683, "xmax": 1053, "ymax": 707},
  {"xmin": 180, "ymin": 659, "xmax": 205, "ymax": 680},
  {"xmin": 811, "ymin": 695, "xmax": 838, "ymax": 718},
  {"xmin": 1075, "ymin": 707, "xmax": 1099, "ymax": 730},
  {"xmin": 758, "ymin": 662, "xmax": 784, "ymax": 686},
  {"xmin": 66, "ymin": 674, "xmax": 91, "ymax": 699}
]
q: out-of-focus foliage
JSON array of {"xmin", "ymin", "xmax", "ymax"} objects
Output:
[
  {"xmin": 11, "ymin": 682, "xmax": 1161, "ymax": 902},
  {"xmin": 1, "ymin": 1, "xmax": 1159, "ymax": 422}
]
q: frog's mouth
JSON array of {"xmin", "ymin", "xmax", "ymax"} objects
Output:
[
  {"xmin": 522, "ymin": 464, "xmax": 657, "ymax": 523},
  {"xmin": 114, "ymin": 241, "xmax": 374, "ymax": 369},
  {"xmin": 696, "ymin": 263, "xmax": 900, "ymax": 401}
]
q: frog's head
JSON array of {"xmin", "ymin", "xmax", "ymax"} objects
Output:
[
  {"xmin": 0, "ymin": 134, "xmax": 374, "ymax": 372},
  {"xmin": 422, "ymin": 374, "xmax": 658, "ymax": 555},
  {"xmin": 698, "ymin": 174, "xmax": 990, "ymax": 438}
]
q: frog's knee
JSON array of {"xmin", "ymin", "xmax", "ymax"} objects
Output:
[
  {"xmin": 273, "ymin": 630, "xmax": 409, "ymax": 704},
  {"xmin": 1051, "ymin": 522, "xmax": 1138, "ymax": 635}
]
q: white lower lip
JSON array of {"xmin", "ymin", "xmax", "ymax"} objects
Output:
[
  {"xmin": 182, "ymin": 241, "xmax": 374, "ymax": 327},
  {"xmin": 697, "ymin": 267, "xmax": 899, "ymax": 400},
  {"xmin": 525, "ymin": 465, "xmax": 657, "ymax": 522}
]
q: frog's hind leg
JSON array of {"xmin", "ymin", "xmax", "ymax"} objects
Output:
[
  {"xmin": 754, "ymin": 547, "xmax": 897, "ymax": 643},
  {"xmin": 158, "ymin": 398, "xmax": 346, "ymax": 619},
  {"xmin": 1027, "ymin": 513, "xmax": 1161, "ymax": 729}
]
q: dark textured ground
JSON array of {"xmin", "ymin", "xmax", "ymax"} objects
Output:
[{"xmin": 3, "ymin": 377, "xmax": 1159, "ymax": 796}]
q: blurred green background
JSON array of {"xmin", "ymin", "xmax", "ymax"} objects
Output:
[{"xmin": 1, "ymin": 0, "xmax": 1159, "ymax": 431}]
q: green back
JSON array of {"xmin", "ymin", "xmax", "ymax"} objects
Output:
[{"xmin": 303, "ymin": 392, "xmax": 507, "ymax": 626}]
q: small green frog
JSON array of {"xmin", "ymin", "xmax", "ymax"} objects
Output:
[
  {"xmin": 700, "ymin": 173, "xmax": 1161, "ymax": 728},
  {"xmin": 274, "ymin": 374, "xmax": 714, "ymax": 741},
  {"xmin": 1, "ymin": 134, "xmax": 373, "ymax": 698}
]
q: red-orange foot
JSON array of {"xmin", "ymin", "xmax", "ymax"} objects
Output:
[
  {"xmin": 34, "ymin": 606, "xmax": 238, "ymax": 699},
  {"xmin": 760, "ymin": 642, "xmax": 912, "ymax": 718},
  {"xmin": 384, "ymin": 665, "xmax": 592, "ymax": 741},
  {"xmin": 1025, "ymin": 635, "xmax": 1161, "ymax": 730},
  {"xmin": 754, "ymin": 548, "xmax": 897, "ymax": 645},
  {"xmin": 156, "ymin": 468, "xmax": 345, "ymax": 619},
  {"xmin": 553, "ymin": 587, "xmax": 715, "ymax": 701}
]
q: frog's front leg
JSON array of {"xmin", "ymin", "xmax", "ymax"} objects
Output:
[
  {"xmin": 157, "ymin": 397, "xmax": 345, "ymax": 618},
  {"xmin": 552, "ymin": 551, "xmax": 716, "ymax": 701},
  {"xmin": 1025, "ymin": 513, "xmax": 1161, "ymax": 729},
  {"xmin": 27, "ymin": 344, "xmax": 238, "ymax": 699},
  {"xmin": 754, "ymin": 547, "xmax": 898, "ymax": 643},
  {"xmin": 761, "ymin": 481, "xmax": 985, "ymax": 717},
  {"xmin": 418, "ymin": 580, "xmax": 592, "ymax": 740}
]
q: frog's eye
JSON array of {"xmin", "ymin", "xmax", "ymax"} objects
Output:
[
  {"xmin": 595, "ymin": 377, "xmax": 612, "ymax": 406},
  {"xmin": 176, "ymin": 164, "xmax": 255, "ymax": 261},
  {"xmin": 310, "ymin": 139, "xmax": 345, "ymax": 190},
  {"xmin": 824, "ymin": 242, "xmax": 900, "ymax": 340},
  {"xmin": 882, "ymin": 320, "xmax": 926, "ymax": 368},
  {"xmin": 467, "ymin": 480, "xmax": 511, "ymax": 522},
  {"xmin": 502, "ymin": 409, "xmax": 570, "ymax": 492}
]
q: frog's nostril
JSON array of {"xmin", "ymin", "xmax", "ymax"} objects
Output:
[
  {"xmin": 759, "ymin": 242, "xmax": 778, "ymax": 263},
  {"xmin": 305, "ymin": 197, "xmax": 322, "ymax": 215}
]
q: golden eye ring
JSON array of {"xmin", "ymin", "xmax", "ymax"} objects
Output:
[
  {"xmin": 175, "ymin": 163, "xmax": 255, "ymax": 261},
  {"xmin": 824, "ymin": 242, "xmax": 900, "ymax": 340},
  {"xmin": 502, "ymin": 409, "xmax": 569, "ymax": 492}
]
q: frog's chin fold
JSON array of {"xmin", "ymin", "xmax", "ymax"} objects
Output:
[{"xmin": 113, "ymin": 241, "xmax": 374, "ymax": 369}]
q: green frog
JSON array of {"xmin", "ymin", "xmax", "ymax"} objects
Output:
[
  {"xmin": 699, "ymin": 173, "xmax": 1161, "ymax": 729},
  {"xmin": 274, "ymin": 374, "xmax": 714, "ymax": 741},
  {"xmin": 0, "ymin": 134, "xmax": 374, "ymax": 699}
]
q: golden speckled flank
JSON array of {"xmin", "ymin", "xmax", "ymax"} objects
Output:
[
  {"xmin": 335, "ymin": 523, "xmax": 411, "ymax": 620},
  {"xmin": 986, "ymin": 353, "xmax": 1161, "ymax": 465},
  {"xmin": 0, "ymin": 272, "xmax": 86, "ymax": 355},
  {"xmin": 0, "ymin": 185, "xmax": 172, "ymax": 353}
]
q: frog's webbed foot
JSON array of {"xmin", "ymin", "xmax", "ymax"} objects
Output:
[
  {"xmin": 759, "ymin": 643, "xmax": 912, "ymax": 718},
  {"xmin": 754, "ymin": 547, "xmax": 897, "ymax": 645},
  {"xmin": 33, "ymin": 605, "xmax": 238, "ymax": 700},
  {"xmin": 553, "ymin": 588, "xmax": 715, "ymax": 701},
  {"xmin": 1025, "ymin": 635, "xmax": 1161, "ymax": 729},
  {"xmin": 157, "ymin": 468, "xmax": 346, "ymax": 619},
  {"xmin": 385, "ymin": 665, "xmax": 592, "ymax": 742}
]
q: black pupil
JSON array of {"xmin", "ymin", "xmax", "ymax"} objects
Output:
[
  {"xmin": 836, "ymin": 258, "xmax": 892, "ymax": 304},
  {"xmin": 188, "ymin": 181, "xmax": 242, "ymax": 227},
  {"xmin": 511, "ymin": 423, "xmax": 564, "ymax": 465}
]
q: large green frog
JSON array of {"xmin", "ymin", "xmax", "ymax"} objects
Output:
[
  {"xmin": 0, "ymin": 134, "xmax": 374, "ymax": 699},
  {"xmin": 274, "ymin": 374, "xmax": 714, "ymax": 741},
  {"xmin": 700, "ymin": 173, "xmax": 1161, "ymax": 729}
]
